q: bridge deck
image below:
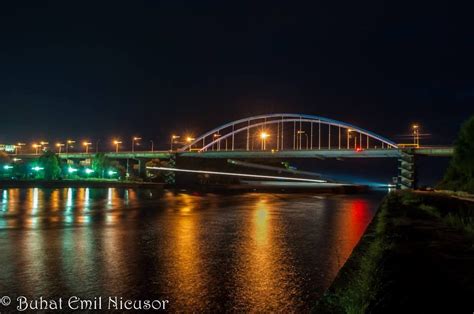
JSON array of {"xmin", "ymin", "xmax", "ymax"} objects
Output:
[
  {"xmin": 181, "ymin": 149, "xmax": 402, "ymax": 159},
  {"xmin": 11, "ymin": 147, "xmax": 453, "ymax": 160}
]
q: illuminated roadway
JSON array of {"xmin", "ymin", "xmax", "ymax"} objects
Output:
[{"xmin": 12, "ymin": 147, "xmax": 453, "ymax": 160}]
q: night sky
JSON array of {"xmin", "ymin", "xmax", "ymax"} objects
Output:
[{"xmin": 0, "ymin": 1, "xmax": 472, "ymax": 149}]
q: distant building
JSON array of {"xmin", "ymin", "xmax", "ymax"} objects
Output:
[{"xmin": 0, "ymin": 144, "xmax": 16, "ymax": 153}]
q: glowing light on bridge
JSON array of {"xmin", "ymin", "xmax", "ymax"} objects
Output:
[
  {"xmin": 32, "ymin": 143, "xmax": 41, "ymax": 154},
  {"xmin": 56, "ymin": 142, "xmax": 65, "ymax": 153},
  {"xmin": 132, "ymin": 137, "xmax": 141, "ymax": 152},
  {"xmin": 83, "ymin": 141, "xmax": 92, "ymax": 153},
  {"xmin": 412, "ymin": 124, "xmax": 420, "ymax": 147},
  {"xmin": 260, "ymin": 131, "xmax": 269, "ymax": 150},
  {"xmin": 170, "ymin": 135, "xmax": 180, "ymax": 151},
  {"xmin": 113, "ymin": 140, "xmax": 122, "ymax": 153}
]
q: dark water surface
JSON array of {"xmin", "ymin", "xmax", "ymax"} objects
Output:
[{"xmin": 0, "ymin": 188, "xmax": 384, "ymax": 312}]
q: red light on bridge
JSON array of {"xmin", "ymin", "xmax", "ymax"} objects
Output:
[{"xmin": 356, "ymin": 147, "xmax": 363, "ymax": 152}]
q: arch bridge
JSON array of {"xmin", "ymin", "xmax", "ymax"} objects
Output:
[
  {"xmin": 11, "ymin": 113, "xmax": 454, "ymax": 189},
  {"xmin": 175, "ymin": 113, "xmax": 452, "ymax": 189},
  {"xmin": 180, "ymin": 113, "xmax": 398, "ymax": 156}
]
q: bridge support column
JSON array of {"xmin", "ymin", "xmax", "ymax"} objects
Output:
[
  {"xmin": 164, "ymin": 154, "xmax": 176, "ymax": 185},
  {"xmin": 137, "ymin": 159, "xmax": 148, "ymax": 179},
  {"xmin": 397, "ymin": 149, "xmax": 417, "ymax": 190}
]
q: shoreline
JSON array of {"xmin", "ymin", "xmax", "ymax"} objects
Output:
[
  {"xmin": 0, "ymin": 180, "xmax": 370, "ymax": 194},
  {"xmin": 168, "ymin": 183, "xmax": 369, "ymax": 194},
  {"xmin": 314, "ymin": 191, "xmax": 474, "ymax": 312},
  {"xmin": 0, "ymin": 179, "xmax": 164, "ymax": 189}
]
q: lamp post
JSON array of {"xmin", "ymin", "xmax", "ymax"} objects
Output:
[
  {"xmin": 56, "ymin": 143, "xmax": 65, "ymax": 154},
  {"xmin": 40, "ymin": 141, "xmax": 49, "ymax": 151},
  {"xmin": 32, "ymin": 143, "xmax": 40, "ymax": 155},
  {"xmin": 297, "ymin": 130, "xmax": 308, "ymax": 150},
  {"xmin": 150, "ymin": 140, "xmax": 154, "ymax": 152},
  {"xmin": 412, "ymin": 124, "xmax": 420, "ymax": 147},
  {"xmin": 15, "ymin": 142, "xmax": 25, "ymax": 155},
  {"xmin": 113, "ymin": 140, "xmax": 122, "ymax": 153},
  {"xmin": 213, "ymin": 133, "xmax": 221, "ymax": 151},
  {"xmin": 260, "ymin": 131, "xmax": 269, "ymax": 150},
  {"xmin": 186, "ymin": 136, "xmax": 195, "ymax": 151},
  {"xmin": 132, "ymin": 137, "xmax": 141, "ymax": 152},
  {"xmin": 66, "ymin": 140, "xmax": 75, "ymax": 154},
  {"xmin": 170, "ymin": 135, "xmax": 180, "ymax": 151},
  {"xmin": 83, "ymin": 141, "xmax": 92, "ymax": 153},
  {"xmin": 347, "ymin": 129, "xmax": 351, "ymax": 149}
]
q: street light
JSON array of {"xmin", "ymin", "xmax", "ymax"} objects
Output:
[
  {"xmin": 297, "ymin": 130, "xmax": 308, "ymax": 150},
  {"xmin": 170, "ymin": 135, "xmax": 180, "ymax": 151},
  {"xmin": 40, "ymin": 141, "xmax": 49, "ymax": 151},
  {"xmin": 132, "ymin": 137, "xmax": 141, "ymax": 152},
  {"xmin": 347, "ymin": 129, "xmax": 352, "ymax": 149},
  {"xmin": 15, "ymin": 142, "xmax": 26, "ymax": 155},
  {"xmin": 113, "ymin": 140, "xmax": 122, "ymax": 153},
  {"xmin": 68, "ymin": 166, "xmax": 78, "ymax": 173},
  {"xmin": 412, "ymin": 124, "xmax": 420, "ymax": 147},
  {"xmin": 83, "ymin": 141, "xmax": 92, "ymax": 153},
  {"xmin": 186, "ymin": 136, "xmax": 195, "ymax": 151},
  {"xmin": 260, "ymin": 131, "xmax": 269, "ymax": 150},
  {"xmin": 56, "ymin": 143, "xmax": 65, "ymax": 154},
  {"xmin": 32, "ymin": 143, "xmax": 40, "ymax": 155},
  {"xmin": 66, "ymin": 140, "xmax": 75, "ymax": 154},
  {"xmin": 150, "ymin": 140, "xmax": 154, "ymax": 152},
  {"xmin": 213, "ymin": 133, "xmax": 221, "ymax": 151}
]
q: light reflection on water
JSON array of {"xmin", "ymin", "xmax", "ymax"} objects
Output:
[{"xmin": 0, "ymin": 188, "xmax": 383, "ymax": 312}]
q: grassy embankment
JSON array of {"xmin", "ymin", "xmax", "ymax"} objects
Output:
[{"xmin": 314, "ymin": 191, "xmax": 474, "ymax": 313}]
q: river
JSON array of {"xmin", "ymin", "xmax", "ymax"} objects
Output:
[{"xmin": 0, "ymin": 188, "xmax": 384, "ymax": 312}]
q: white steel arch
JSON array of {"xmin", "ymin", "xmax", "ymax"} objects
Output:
[{"xmin": 179, "ymin": 113, "xmax": 398, "ymax": 152}]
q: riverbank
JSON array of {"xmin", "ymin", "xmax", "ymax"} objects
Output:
[
  {"xmin": 0, "ymin": 179, "xmax": 164, "ymax": 189},
  {"xmin": 314, "ymin": 191, "xmax": 474, "ymax": 313},
  {"xmin": 0, "ymin": 180, "xmax": 366, "ymax": 194}
]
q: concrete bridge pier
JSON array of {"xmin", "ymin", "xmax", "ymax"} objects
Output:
[
  {"xmin": 397, "ymin": 149, "xmax": 417, "ymax": 190},
  {"xmin": 162, "ymin": 154, "xmax": 176, "ymax": 185},
  {"xmin": 137, "ymin": 158, "xmax": 148, "ymax": 178}
]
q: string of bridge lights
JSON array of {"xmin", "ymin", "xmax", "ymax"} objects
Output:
[
  {"xmin": 9, "ymin": 135, "xmax": 196, "ymax": 155},
  {"xmin": 5, "ymin": 123, "xmax": 422, "ymax": 155}
]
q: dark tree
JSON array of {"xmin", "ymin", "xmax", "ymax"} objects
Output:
[
  {"xmin": 439, "ymin": 116, "xmax": 474, "ymax": 193},
  {"xmin": 92, "ymin": 153, "xmax": 111, "ymax": 178},
  {"xmin": 39, "ymin": 151, "xmax": 62, "ymax": 180}
]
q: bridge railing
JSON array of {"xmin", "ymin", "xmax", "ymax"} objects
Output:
[{"xmin": 180, "ymin": 113, "xmax": 398, "ymax": 152}]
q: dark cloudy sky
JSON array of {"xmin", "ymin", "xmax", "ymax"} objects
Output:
[{"xmin": 0, "ymin": 1, "xmax": 472, "ymax": 149}]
